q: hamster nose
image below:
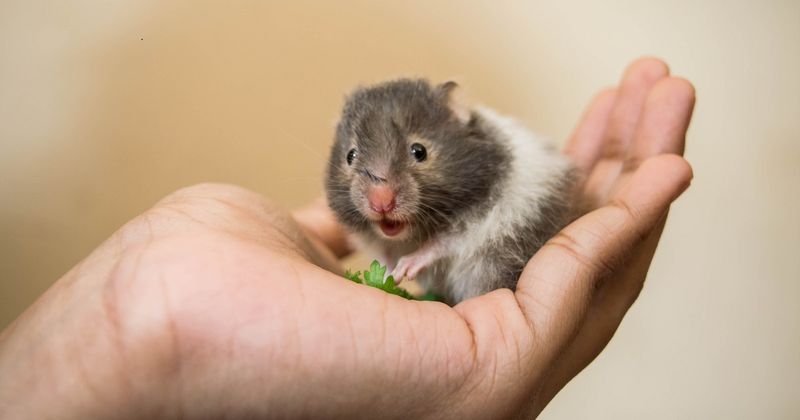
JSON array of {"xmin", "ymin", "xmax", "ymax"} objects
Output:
[{"xmin": 367, "ymin": 185, "xmax": 396, "ymax": 213}]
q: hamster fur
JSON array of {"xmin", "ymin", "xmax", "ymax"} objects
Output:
[{"xmin": 325, "ymin": 79, "xmax": 577, "ymax": 305}]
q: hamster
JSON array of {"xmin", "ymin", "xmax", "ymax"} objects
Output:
[{"xmin": 325, "ymin": 79, "xmax": 577, "ymax": 305}]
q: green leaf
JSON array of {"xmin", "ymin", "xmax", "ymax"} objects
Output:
[
  {"xmin": 417, "ymin": 292, "xmax": 444, "ymax": 302},
  {"xmin": 381, "ymin": 276, "xmax": 415, "ymax": 299},
  {"xmin": 343, "ymin": 260, "xmax": 444, "ymax": 302},
  {"xmin": 344, "ymin": 269, "xmax": 362, "ymax": 283},
  {"xmin": 366, "ymin": 260, "xmax": 387, "ymax": 287}
]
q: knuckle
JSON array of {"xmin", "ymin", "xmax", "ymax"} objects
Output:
[
  {"xmin": 601, "ymin": 139, "xmax": 627, "ymax": 159},
  {"xmin": 606, "ymin": 198, "xmax": 654, "ymax": 247},
  {"xmin": 545, "ymin": 230, "xmax": 614, "ymax": 280},
  {"xmin": 608, "ymin": 197, "xmax": 641, "ymax": 221},
  {"xmin": 622, "ymin": 155, "xmax": 647, "ymax": 173}
]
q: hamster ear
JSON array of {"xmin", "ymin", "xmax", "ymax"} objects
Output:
[{"xmin": 437, "ymin": 81, "xmax": 471, "ymax": 124}]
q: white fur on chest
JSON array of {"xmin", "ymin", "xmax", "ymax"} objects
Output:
[
  {"xmin": 429, "ymin": 107, "xmax": 571, "ymax": 301},
  {"xmin": 452, "ymin": 108, "xmax": 568, "ymax": 252}
]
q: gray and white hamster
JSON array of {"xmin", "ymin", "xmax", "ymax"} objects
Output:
[{"xmin": 325, "ymin": 79, "xmax": 577, "ymax": 304}]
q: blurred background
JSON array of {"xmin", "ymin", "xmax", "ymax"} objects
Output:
[{"xmin": 1, "ymin": 0, "xmax": 798, "ymax": 418}]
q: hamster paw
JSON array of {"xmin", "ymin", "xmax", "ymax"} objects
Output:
[{"xmin": 392, "ymin": 249, "xmax": 438, "ymax": 283}]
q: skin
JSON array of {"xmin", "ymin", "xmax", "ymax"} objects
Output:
[{"xmin": 0, "ymin": 57, "xmax": 694, "ymax": 419}]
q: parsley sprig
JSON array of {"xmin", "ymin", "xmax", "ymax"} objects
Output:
[{"xmin": 345, "ymin": 260, "xmax": 442, "ymax": 302}]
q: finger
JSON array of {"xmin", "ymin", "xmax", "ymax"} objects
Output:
[
  {"xmin": 584, "ymin": 58, "xmax": 670, "ymax": 200},
  {"xmin": 514, "ymin": 154, "xmax": 693, "ymax": 357},
  {"xmin": 603, "ymin": 57, "xmax": 670, "ymax": 160},
  {"xmin": 623, "ymin": 77, "xmax": 696, "ymax": 172},
  {"xmin": 563, "ymin": 88, "xmax": 617, "ymax": 174},
  {"xmin": 595, "ymin": 77, "xmax": 696, "ymax": 307}
]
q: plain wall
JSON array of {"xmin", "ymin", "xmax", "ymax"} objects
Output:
[{"xmin": 1, "ymin": 1, "xmax": 798, "ymax": 418}]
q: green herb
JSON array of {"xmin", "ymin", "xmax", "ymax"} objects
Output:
[{"xmin": 345, "ymin": 260, "xmax": 443, "ymax": 302}]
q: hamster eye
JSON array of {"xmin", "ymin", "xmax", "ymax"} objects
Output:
[
  {"xmin": 346, "ymin": 148, "xmax": 357, "ymax": 166},
  {"xmin": 410, "ymin": 143, "xmax": 427, "ymax": 162}
]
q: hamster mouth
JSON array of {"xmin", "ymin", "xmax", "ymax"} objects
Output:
[{"xmin": 378, "ymin": 218, "xmax": 406, "ymax": 237}]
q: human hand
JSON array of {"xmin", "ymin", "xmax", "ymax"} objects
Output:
[{"xmin": 0, "ymin": 57, "xmax": 694, "ymax": 419}]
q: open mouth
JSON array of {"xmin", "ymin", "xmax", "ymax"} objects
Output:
[{"xmin": 379, "ymin": 219, "xmax": 406, "ymax": 237}]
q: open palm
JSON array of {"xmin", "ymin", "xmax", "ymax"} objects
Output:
[{"xmin": 0, "ymin": 58, "xmax": 694, "ymax": 419}]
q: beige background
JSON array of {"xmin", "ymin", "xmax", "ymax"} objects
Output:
[{"xmin": 1, "ymin": 1, "xmax": 798, "ymax": 418}]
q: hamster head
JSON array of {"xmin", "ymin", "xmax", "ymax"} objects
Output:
[{"xmin": 325, "ymin": 79, "xmax": 509, "ymax": 243}]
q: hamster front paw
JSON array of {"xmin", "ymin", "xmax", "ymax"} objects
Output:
[{"xmin": 391, "ymin": 244, "xmax": 442, "ymax": 283}]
